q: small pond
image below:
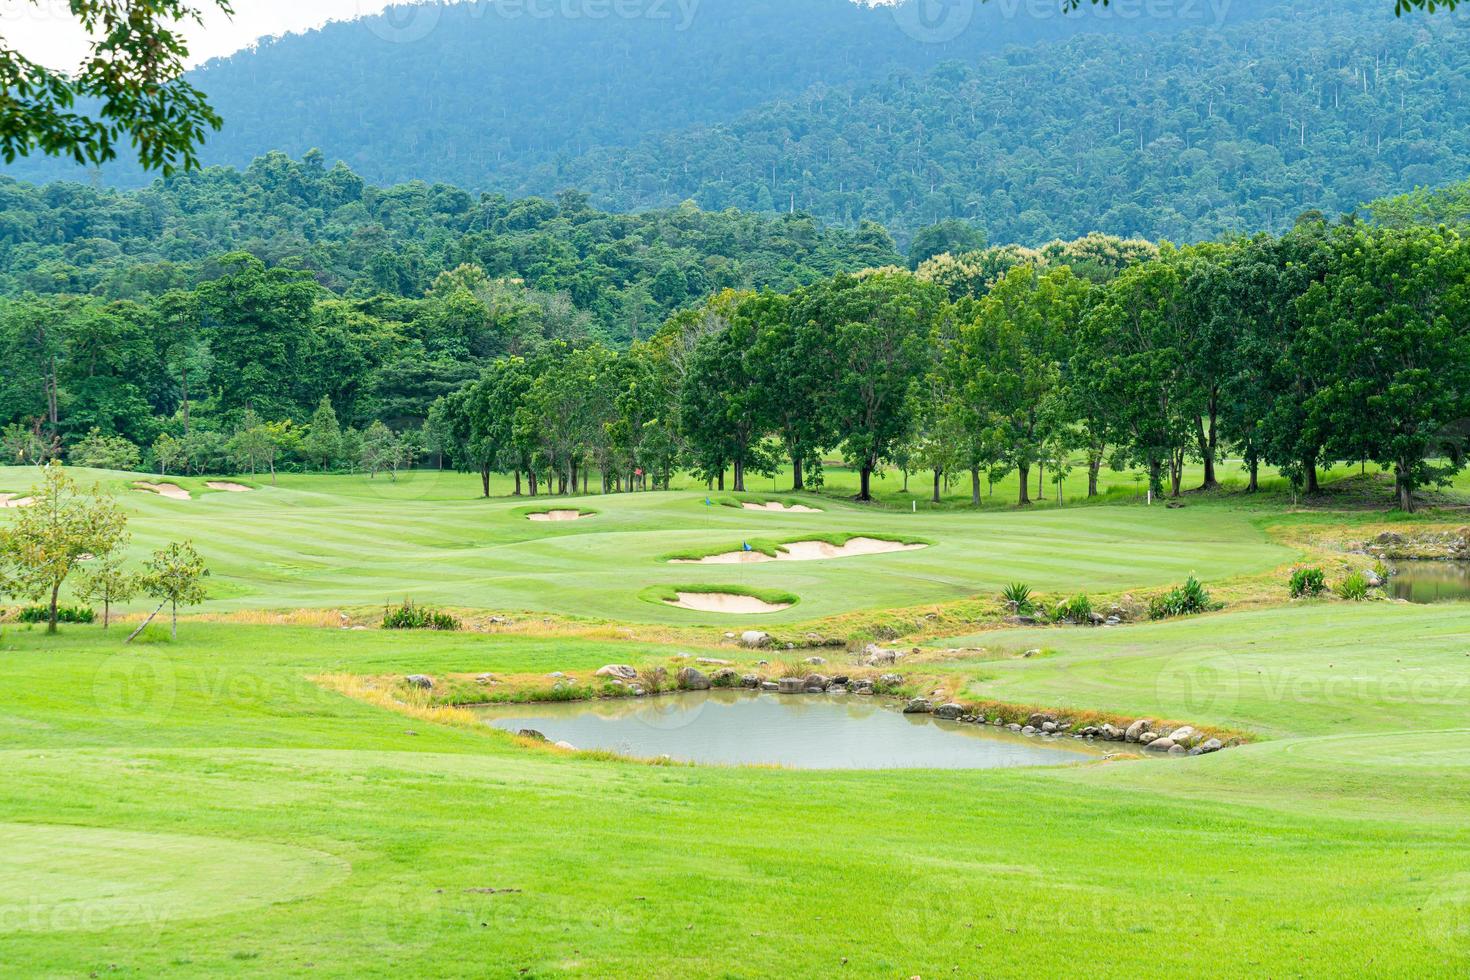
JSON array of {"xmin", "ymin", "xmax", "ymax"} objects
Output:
[
  {"xmin": 1388, "ymin": 561, "xmax": 1470, "ymax": 604},
  {"xmin": 475, "ymin": 690, "xmax": 1107, "ymax": 769}
]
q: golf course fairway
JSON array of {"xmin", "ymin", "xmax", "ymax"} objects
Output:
[{"xmin": 1, "ymin": 467, "xmax": 1466, "ymax": 976}]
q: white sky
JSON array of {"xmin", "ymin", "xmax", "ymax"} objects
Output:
[{"xmin": 2, "ymin": 0, "xmax": 427, "ymax": 70}]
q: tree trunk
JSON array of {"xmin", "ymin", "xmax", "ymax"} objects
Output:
[
  {"xmin": 858, "ymin": 464, "xmax": 873, "ymax": 501},
  {"xmin": 791, "ymin": 453, "xmax": 804, "ymax": 492},
  {"xmin": 717, "ymin": 471, "xmax": 725, "ymax": 492},
  {"xmin": 528, "ymin": 470, "xmax": 538, "ymax": 496},
  {"xmin": 102, "ymin": 597, "xmax": 110, "ymax": 629},
  {"xmin": 1148, "ymin": 459, "xmax": 1163, "ymax": 498},
  {"xmin": 734, "ymin": 457, "xmax": 746, "ymax": 493},
  {"xmin": 1247, "ymin": 456, "xmax": 1260, "ymax": 493},
  {"xmin": 480, "ymin": 464, "xmax": 491, "ymax": 498},
  {"xmin": 514, "ymin": 471, "xmax": 522, "ymax": 497},
  {"xmin": 1018, "ymin": 464, "xmax": 1031, "ymax": 505},
  {"xmin": 1087, "ymin": 455, "xmax": 1101, "ymax": 497},
  {"xmin": 931, "ymin": 467, "xmax": 942, "ymax": 504},
  {"xmin": 1396, "ymin": 462, "xmax": 1415, "ymax": 513},
  {"xmin": 171, "ymin": 601, "xmax": 178, "ymax": 640},
  {"xmin": 1170, "ymin": 449, "xmax": 1184, "ymax": 497},
  {"xmin": 1304, "ymin": 457, "xmax": 1320, "ymax": 494},
  {"xmin": 1037, "ymin": 461, "xmax": 1044, "ymax": 502},
  {"xmin": 48, "ymin": 580, "xmax": 60, "ymax": 634},
  {"xmin": 1196, "ymin": 399, "xmax": 1219, "ymax": 490},
  {"xmin": 971, "ymin": 467, "xmax": 981, "ymax": 506}
]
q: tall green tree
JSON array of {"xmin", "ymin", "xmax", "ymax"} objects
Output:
[
  {"xmin": 801, "ymin": 271, "xmax": 943, "ymax": 501},
  {"xmin": 1299, "ymin": 225, "xmax": 1470, "ymax": 511}
]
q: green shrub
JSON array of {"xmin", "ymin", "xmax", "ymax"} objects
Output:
[
  {"xmin": 1054, "ymin": 594, "xmax": 1095, "ymax": 625},
  {"xmin": 1336, "ymin": 572, "xmax": 1370, "ymax": 602},
  {"xmin": 1001, "ymin": 582, "xmax": 1035, "ymax": 615},
  {"xmin": 1289, "ymin": 566, "xmax": 1327, "ymax": 598},
  {"xmin": 381, "ymin": 599, "xmax": 461, "ymax": 631},
  {"xmin": 15, "ymin": 605, "xmax": 95, "ymax": 624},
  {"xmin": 1149, "ymin": 576, "xmax": 1214, "ymax": 619}
]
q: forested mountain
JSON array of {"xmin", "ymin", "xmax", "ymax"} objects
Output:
[
  {"xmin": 545, "ymin": 2, "xmax": 1470, "ymax": 242},
  {"xmin": 2, "ymin": 0, "xmax": 1238, "ymax": 192},
  {"xmin": 0, "ymin": 152, "xmax": 900, "ymax": 340},
  {"xmin": 3, "ymin": 0, "xmax": 1315, "ymax": 238}
]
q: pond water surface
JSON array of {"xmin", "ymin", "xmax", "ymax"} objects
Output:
[
  {"xmin": 1389, "ymin": 561, "xmax": 1470, "ymax": 604},
  {"xmin": 475, "ymin": 690, "xmax": 1107, "ymax": 769}
]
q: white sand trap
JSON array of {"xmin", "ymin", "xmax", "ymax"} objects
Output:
[
  {"xmin": 666, "ymin": 592, "xmax": 793, "ymax": 614},
  {"xmin": 0, "ymin": 494, "xmax": 33, "ymax": 508},
  {"xmin": 743, "ymin": 501, "xmax": 821, "ymax": 513},
  {"xmin": 206, "ymin": 481, "xmax": 252, "ymax": 492},
  {"xmin": 133, "ymin": 481, "xmax": 191, "ymax": 500},
  {"xmin": 673, "ymin": 537, "xmax": 926, "ymax": 565},
  {"xmin": 528, "ymin": 510, "xmax": 589, "ymax": 522}
]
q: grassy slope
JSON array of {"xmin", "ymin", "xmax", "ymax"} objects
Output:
[
  {"xmin": 0, "ymin": 612, "xmax": 1466, "ymax": 976},
  {"xmin": 0, "ymin": 466, "xmax": 1296, "ymax": 625}
]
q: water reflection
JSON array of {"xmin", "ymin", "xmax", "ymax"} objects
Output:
[
  {"xmin": 1388, "ymin": 561, "xmax": 1470, "ymax": 604},
  {"xmin": 473, "ymin": 690, "xmax": 1106, "ymax": 769}
]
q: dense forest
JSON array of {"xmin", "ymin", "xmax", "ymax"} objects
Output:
[
  {"xmin": 0, "ymin": 152, "xmax": 900, "ymax": 336},
  {"xmin": 9, "ymin": 0, "xmax": 1452, "ymax": 242},
  {"xmin": 546, "ymin": 3, "xmax": 1470, "ymax": 241},
  {"xmin": 2, "ymin": 0, "xmax": 1262, "ymax": 193},
  {"xmin": 5, "ymin": 198, "xmax": 1465, "ymax": 513}
]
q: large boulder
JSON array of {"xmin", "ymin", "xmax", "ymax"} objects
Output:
[
  {"xmin": 710, "ymin": 668, "xmax": 739, "ymax": 687},
  {"xmin": 740, "ymin": 631, "xmax": 773, "ymax": 649},
  {"xmin": 677, "ymin": 667, "xmax": 711, "ymax": 691},
  {"xmin": 1197, "ymin": 738, "xmax": 1224, "ymax": 754},
  {"xmin": 934, "ymin": 702, "xmax": 965, "ymax": 720},
  {"xmin": 1168, "ymin": 726, "xmax": 1197, "ymax": 747},
  {"xmin": 777, "ymin": 677, "xmax": 806, "ymax": 694},
  {"xmin": 1027, "ymin": 712, "xmax": 1056, "ymax": 728},
  {"xmin": 1144, "ymin": 737, "xmax": 1176, "ymax": 753},
  {"xmin": 595, "ymin": 665, "xmax": 638, "ymax": 681},
  {"xmin": 878, "ymin": 673, "xmax": 904, "ymax": 687},
  {"xmin": 1100, "ymin": 723, "xmax": 1125, "ymax": 741},
  {"xmin": 404, "ymin": 674, "xmax": 434, "ymax": 690},
  {"xmin": 1125, "ymin": 719, "xmax": 1154, "ymax": 743},
  {"xmin": 805, "ymin": 674, "xmax": 830, "ymax": 692},
  {"xmin": 740, "ymin": 674, "xmax": 763, "ymax": 689},
  {"xmin": 903, "ymin": 698, "xmax": 933, "ymax": 714}
]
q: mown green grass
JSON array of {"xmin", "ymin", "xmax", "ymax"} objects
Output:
[
  {"xmin": 0, "ymin": 611, "xmax": 1466, "ymax": 976},
  {"xmin": 0, "ymin": 466, "xmax": 1298, "ymax": 625}
]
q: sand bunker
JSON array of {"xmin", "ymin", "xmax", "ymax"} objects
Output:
[
  {"xmin": 743, "ymin": 501, "xmax": 821, "ymax": 513},
  {"xmin": 206, "ymin": 481, "xmax": 252, "ymax": 492},
  {"xmin": 0, "ymin": 494, "xmax": 33, "ymax": 508},
  {"xmin": 665, "ymin": 592, "xmax": 793, "ymax": 614},
  {"xmin": 528, "ymin": 510, "xmax": 589, "ymax": 522},
  {"xmin": 673, "ymin": 537, "xmax": 926, "ymax": 565},
  {"xmin": 133, "ymin": 481, "xmax": 191, "ymax": 500}
]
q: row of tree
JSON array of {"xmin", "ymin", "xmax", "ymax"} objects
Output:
[{"xmin": 429, "ymin": 218, "xmax": 1470, "ymax": 513}]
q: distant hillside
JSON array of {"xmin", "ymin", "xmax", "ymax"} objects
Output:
[
  {"xmin": 534, "ymin": 0, "xmax": 1470, "ymax": 242},
  {"xmin": 5, "ymin": 0, "xmax": 1464, "ymax": 242},
  {"xmin": 1, "ymin": 0, "xmax": 1273, "ymax": 195}
]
